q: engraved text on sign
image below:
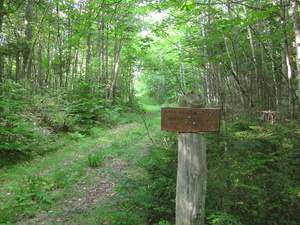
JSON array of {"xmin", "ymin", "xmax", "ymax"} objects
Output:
[{"xmin": 161, "ymin": 107, "xmax": 220, "ymax": 132}]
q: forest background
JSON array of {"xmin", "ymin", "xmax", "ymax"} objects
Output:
[{"xmin": 0, "ymin": 0, "xmax": 300, "ymax": 224}]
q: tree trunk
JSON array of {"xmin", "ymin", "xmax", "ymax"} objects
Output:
[
  {"xmin": 23, "ymin": 0, "xmax": 33, "ymax": 87},
  {"xmin": 86, "ymin": 31, "xmax": 92, "ymax": 83},
  {"xmin": 176, "ymin": 93, "xmax": 207, "ymax": 225},
  {"xmin": 0, "ymin": 0, "xmax": 4, "ymax": 83},
  {"xmin": 243, "ymin": 6, "xmax": 261, "ymax": 108},
  {"xmin": 108, "ymin": 38, "xmax": 124, "ymax": 102},
  {"xmin": 290, "ymin": 0, "xmax": 300, "ymax": 118},
  {"xmin": 56, "ymin": 3, "xmax": 63, "ymax": 87}
]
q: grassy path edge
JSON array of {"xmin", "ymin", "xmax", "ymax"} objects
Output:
[{"xmin": 0, "ymin": 97, "xmax": 163, "ymax": 224}]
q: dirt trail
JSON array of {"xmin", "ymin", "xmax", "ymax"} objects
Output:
[
  {"xmin": 18, "ymin": 124, "xmax": 138, "ymax": 225},
  {"xmin": 18, "ymin": 109, "xmax": 160, "ymax": 224},
  {"xmin": 20, "ymin": 161, "xmax": 125, "ymax": 224}
]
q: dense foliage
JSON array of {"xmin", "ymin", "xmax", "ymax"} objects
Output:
[
  {"xmin": 206, "ymin": 122, "xmax": 300, "ymax": 224},
  {"xmin": 102, "ymin": 121, "xmax": 300, "ymax": 224},
  {"xmin": 0, "ymin": 80, "xmax": 38, "ymax": 153},
  {"xmin": 136, "ymin": 0, "xmax": 300, "ymax": 120},
  {"xmin": 0, "ymin": 78, "xmax": 134, "ymax": 167}
]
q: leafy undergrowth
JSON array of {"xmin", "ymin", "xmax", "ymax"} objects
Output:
[
  {"xmin": 0, "ymin": 79, "xmax": 140, "ymax": 168},
  {"xmin": 0, "ymin": 96, "xmax": 166, "ymax": 225},
  {"xmin": 206, "ymin": 121, "xmax": 300, "ymax": 224}
]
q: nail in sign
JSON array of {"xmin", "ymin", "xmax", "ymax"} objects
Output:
[{"xmin": 161, "ymin": 107, "xmax": 220, "ymax": 132}]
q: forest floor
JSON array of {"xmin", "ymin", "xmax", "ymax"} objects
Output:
[{"xmin": 0, "ymin": 97, "xmax": 164, "ymax": 225}]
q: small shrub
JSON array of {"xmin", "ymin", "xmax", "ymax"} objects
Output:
[
  {"xmin": 207, "ymin": 212, "xmax": 242, "ymax": 225},
  {"xmin": 138, "ymin": 146, "xmax": 177, "ymax": 223},
  {"xmin": 64, "ymin": 81, "xmax": 108, "ymax": 132},
  {"xmin": 86, "ymin": 151, "xmax": 105, "ymax": 167},
  {"xmin": 68, "ymin": 131, "xmax": 86, "ymax": 140},
  {"xmin": 0, "ymin": 79, "xmax": 35, "ymax": 153},
  {"xmin": 0, "ymin": 175, "xmax": 53, "ymax": 223},
  {"xmin": 31, "ymin": 93, "xmax": 72, "ymax": 132}
]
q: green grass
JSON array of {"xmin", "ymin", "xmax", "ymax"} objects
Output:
[
  {"xmin": 138, "ymin": 95, "xmax": 162, "ymax": 112},
  {"xmin": 0, "ymin": 96, "xmax": 163, "ymax": 224}
]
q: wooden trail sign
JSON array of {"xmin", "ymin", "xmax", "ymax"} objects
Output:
[
  {"xmin": 161, "ymin": 107, "xmax": 220, "ymax": 133},
  {"xmin": 161, "ymin": 94, "xmax": 220, "ymax": 225}
]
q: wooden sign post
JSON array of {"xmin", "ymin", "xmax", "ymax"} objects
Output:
[{"xmin": 161, "ymin": 93, "xmax": 220, "ymax": 225}]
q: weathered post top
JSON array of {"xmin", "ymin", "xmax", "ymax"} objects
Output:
[{"xmin": 179, "ymin": 92, "xmax": 206, "ymax": 108}]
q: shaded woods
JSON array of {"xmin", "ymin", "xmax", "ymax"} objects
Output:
[{"xmin": 1, "ymin": 0, "xmax": 300, "ymax": 224}]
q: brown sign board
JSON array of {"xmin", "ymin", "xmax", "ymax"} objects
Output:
[{"xmin": 161, "ymin": 107, "xmax": 220, "ymax": 133}]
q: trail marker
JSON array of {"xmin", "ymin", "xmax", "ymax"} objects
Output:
[
  {"xmin": 161, "ymin": 93, "xmax": 220, "ymax": 225},
  {"xmin": 161, "ymin": 107, "xmax": 220, "ymax": 133}
]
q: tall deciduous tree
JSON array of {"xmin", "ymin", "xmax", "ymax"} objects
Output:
[{"xmin": 291, "ymin": 0, "xmax": 300, "ymax": 102}]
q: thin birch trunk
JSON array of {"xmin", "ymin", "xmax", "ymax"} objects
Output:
[
  {"xmin": 23, "ymin": 0, "xmax": 33, "ymax": 88},
  {"xmin": 281, "ymin": 0, "xmax": 295, "ymax": 118},
  {"xmin": 243, "ymin": 6, "xmax": 261, "ymax": 108},
  {"xmin": 86, "ymin": 31, "xmax": 92, "ymax": 83},
  {"xmin": 291, "ymin": 0, "xmax": 300, "ymax": 118},
  {"xmin": 56, "ymin": 3, "xmax": 63, "ymax": 87},
  {"xmin": 108, "ymin": 39, "xmax": 124, "ymax": 102},
  {"xmin": 0, "ymin": 0, "xmax": 3, "ymax": 83}
]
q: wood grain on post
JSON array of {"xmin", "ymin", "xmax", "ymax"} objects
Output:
[{"xmin": 176, "ymin": 92, "xmax": 207, "ymax": 225}]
